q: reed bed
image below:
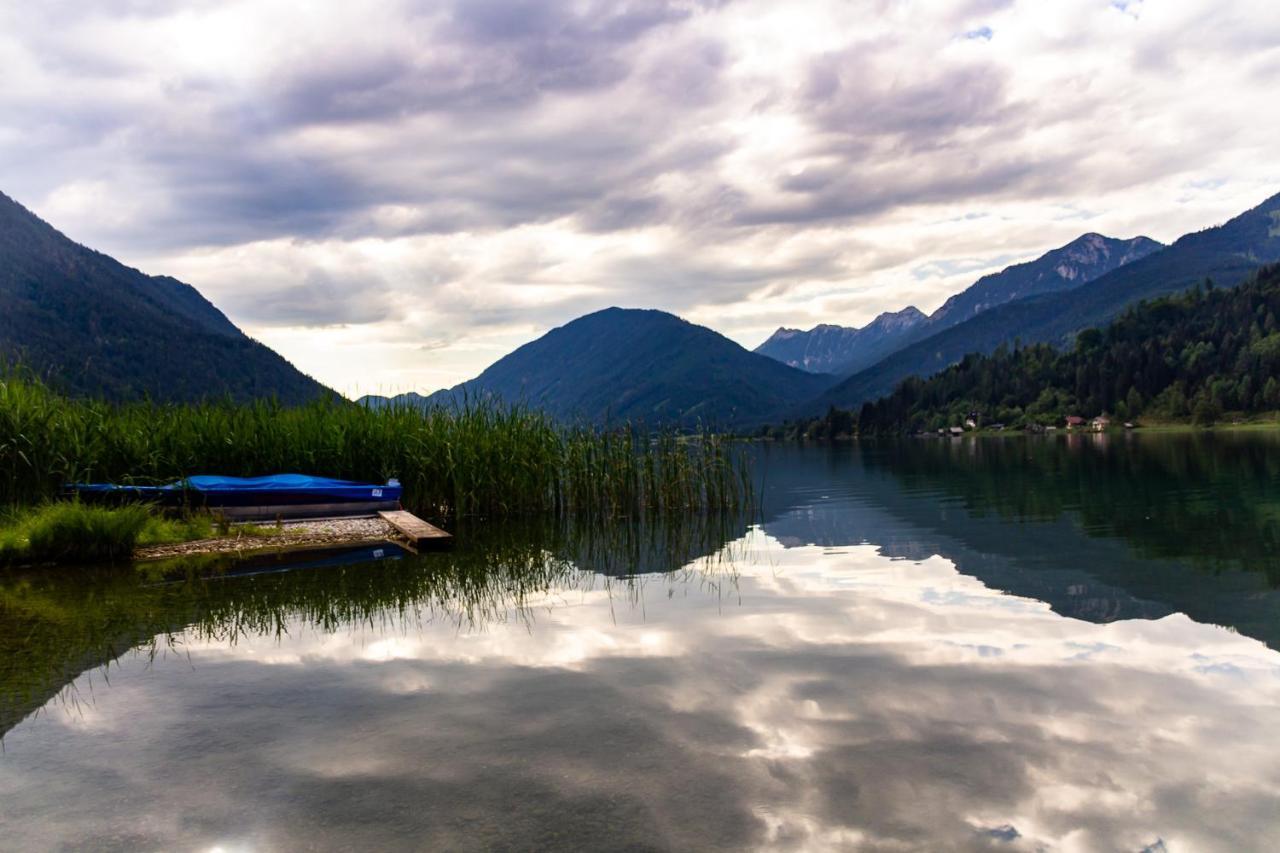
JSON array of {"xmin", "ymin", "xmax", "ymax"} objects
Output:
[{"xmin": 0, "ymin": 374, "xmax": 749, "ymax": 518}]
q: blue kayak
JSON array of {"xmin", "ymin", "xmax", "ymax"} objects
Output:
[{"xmin": 71, "ymin": 474, "xmax": 402, "ymax": 509}]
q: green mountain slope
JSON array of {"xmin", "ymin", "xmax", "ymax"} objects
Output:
[
  {"xmin": 0, "ymin": 191, "xmax": 329, "ymax": 404},
  {"xmin": 848, "ymin": 263, "xmax": 1280, "ymax": 434},
  {"xmin": 362, "ymin": 307, "xmax": 834, "ymax": 428},
  {"xmin": 805, "ymin": 192, "xmax": 1280, "ymax": 415}
]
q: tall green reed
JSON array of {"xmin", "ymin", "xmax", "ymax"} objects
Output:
[{"xmin": 0, "ymin": 374, "xmax": 749, "ymax": 518}]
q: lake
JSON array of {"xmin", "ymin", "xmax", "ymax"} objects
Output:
[{"xmin": 3, "ymin": 435, "xmax": 1280, "ymax": 851}]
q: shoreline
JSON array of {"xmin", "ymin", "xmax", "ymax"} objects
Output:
[
  {"xmin": 949, "ymin": 420, "xmax": 1280, "ymax": 438},
  {"xmin": 133, "ymin": 516, "xmax": 406, "ymax": 561}
]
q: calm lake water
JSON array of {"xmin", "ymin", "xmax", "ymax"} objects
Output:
[{"xmin": 3, "ymin": 436, "xmax": 1280, "ymax": 851}]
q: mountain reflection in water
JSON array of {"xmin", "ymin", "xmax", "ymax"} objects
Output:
[{"xmin": 1, "ymin": 435, "xmax": 1279, "ymax": 851}]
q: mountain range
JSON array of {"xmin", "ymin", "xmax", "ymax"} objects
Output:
[
  {"xmin": 365, "ymin": 191, "xmax": 1280, "ymax": 427},
  {"xmin": 7, "ymin": 182, "xmax": 1280, "ymax": 429},
  {"xmin": 755, "ymin": 307, "xmax": 926, "ymax": 376},
  {"xmin": 809, "ymin": 191, "xmax": 1280, "ymax": 415},
  {"xmin": 361, "ymin": 308, "xmax": 832, "ymax": 428},
  {"xmin": 756, "ymin": 233, "xmax": 1163, "ymax": 377},
  {"xmin": 0, "ymin": 191, "xmax": 328, "ymax": 404}
]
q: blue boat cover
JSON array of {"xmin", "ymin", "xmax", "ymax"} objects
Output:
[
  {"xmin": 71, "ymin": 474, "xmax": 402, "ymax": 504},
  {"xmin": 183, "ymin": 474, "xmax": 394, "ymax": 494}
]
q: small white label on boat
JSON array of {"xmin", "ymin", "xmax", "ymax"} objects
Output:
[
  {"xmin": 372, "ymin": 488, "xmax": 383, "ymax": 497},
  {"xmin": 373, "ymin": 549, "xmax": 385, "ymax": 558}
]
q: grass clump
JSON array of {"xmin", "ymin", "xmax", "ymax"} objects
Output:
[
  {"xmin": 2, "ymin": 503, "xmax": 152, "ymax": 565},
  {"xmin": 136, "ymin": 512, "xmax": 214, "ymax": 546},
  {"xmin": 0, "ymin": 503, "xmax": 256, "ymax": 567}
]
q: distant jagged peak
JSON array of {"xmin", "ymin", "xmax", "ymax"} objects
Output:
[
  {"xmin": 763, "ymin": 306, "xmax": 925, "ymax": 343},
  {"xmin": 760, "ymin": 327, "xmax": 804, "ymax": 344},
  {"xmin": 927, "ymin": 231, "xmax": 1164, "ymax": 325},
  {"xmin": 867, "ymin": 305, "xmax": 926, "ymax": 329},
  {"xmin": 1055, "ymin": 233, "xmax": 1163, "ymax": 270},
  {"xmin": 753, "ymin": 305, "xmax": 928, "ymax": 375}
]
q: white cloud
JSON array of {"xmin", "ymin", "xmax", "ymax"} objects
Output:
[{"xmin": 1, "ymin": 0, "xmax": 1277, "ymax": 395}]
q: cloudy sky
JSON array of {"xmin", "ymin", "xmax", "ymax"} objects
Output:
[{"xmin": 2, "ymin": 0, "xmax": 1278, "ymax": 396}]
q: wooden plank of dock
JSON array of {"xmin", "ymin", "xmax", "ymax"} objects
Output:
[{"xmin": 378, "ymin": 510, "xmax": 454, "ymax": 549}]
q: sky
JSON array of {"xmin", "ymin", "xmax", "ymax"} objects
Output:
[{"xmin": 2, "ymin": 0, "xmax": 1279, "ymax": 398}]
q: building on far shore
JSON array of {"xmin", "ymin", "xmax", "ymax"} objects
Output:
[
  {"xmin": 1065, "ymin": 415, "xmax": 1086, "ymax": 429},
  {"xmin": 1091, "ymin": 415, "xmax": 1112, "ymax": 431}
]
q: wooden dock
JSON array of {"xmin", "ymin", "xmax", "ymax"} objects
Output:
[{"xmin": 378, "ymin": 510, "xmax": 454, "ymax": 550}]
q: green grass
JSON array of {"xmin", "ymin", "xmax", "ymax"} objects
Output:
[
  {"xmin": 0, "ymin": 372, "xmax": 749, "ymax": 519},
  {"xmin": 1122, "ymin": 416, "xmax": 1280, "ymax": 433},
  {"xmin": 3, "ymin": 503, "xmax": 181, "ymax": 566},
  {"xmin": 136, "ymin": 511, "xmax": 215, "ymax": 546},
  {"xmin": 0, "ymin": 502, "xmax": 278, "ymax": 567}
]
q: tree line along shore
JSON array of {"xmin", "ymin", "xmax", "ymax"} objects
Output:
[{"xmin": 768, "ymin": 264, "xmax": 1280, "ymax": 440}]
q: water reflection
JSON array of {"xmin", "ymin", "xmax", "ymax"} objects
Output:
[
  {"xmin": 0, "ymin": 513, "xmax": 744, "ymax": 738},
  {"xmin": 755, "ymin": 436, "xmax": 1280, "ymax": 649},
  {"xmin": 2, "ymin": 438, "xmax": 1280, "ymax": 850}
]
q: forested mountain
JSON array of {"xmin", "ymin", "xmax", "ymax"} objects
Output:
[
  {"xmin": 0, "ymin": 191, "xmax": 329, "ymax": 404},
  {"xmin": 755, "ymin": 308, "xmax": 925, "ymax": 375},
  {"xmin": 758, "ymin": 233, "xmax": 1160, "ymax": 377},
  {"xmin": 837, "ymin": 263, "xmax": 1280, "ymax": 435},
  {"xmin": 805, "ymin": 192, "xmax": 1280, "ymax": 415},
  {"xmin": 361, "ymin": 308, "xmax": 833, "ymax": 428}
]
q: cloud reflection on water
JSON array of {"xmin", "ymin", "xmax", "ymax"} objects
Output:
[{"xmin": 3, "ymin": 523, "xmax": 1280, "ymax": 851}]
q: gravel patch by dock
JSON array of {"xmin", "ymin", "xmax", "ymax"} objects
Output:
[{"xmin": 135, "ymin": 516, "xmax": 402, "ymax": 561}]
